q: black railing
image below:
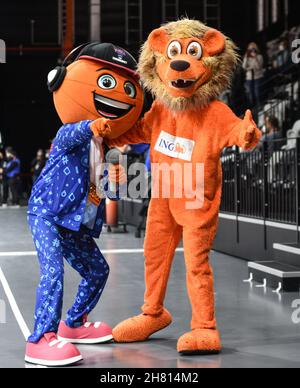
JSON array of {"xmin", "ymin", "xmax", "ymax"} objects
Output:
[
  {"xmin": 221, "ymin": 138, "xmax": 300, "ymax": 227},
  {"xmin": 256, "ymin": 64, "xmax": 300, "ymax": 130}
]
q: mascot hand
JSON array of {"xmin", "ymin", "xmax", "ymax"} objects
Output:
[
  {"xmin": 108, "ymin": 165, "xmax": 127, "ymax": 185},
  {"xmin": 239, "ymin": 110, "xmax": 262, "ymax": 150},
  {"xmin": 90, "ymin": 118, "xmax": 112, "ymax": 138}
]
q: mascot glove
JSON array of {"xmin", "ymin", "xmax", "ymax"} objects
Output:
[
  {"xmin": 90, "ymin": 118, "xmax": 112, "ymax": 138},
  {"xmin": 239, "ymin": 110, "xmax": 262, "ymax": 150}
]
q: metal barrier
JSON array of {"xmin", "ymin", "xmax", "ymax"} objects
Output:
[{"xmin": 221, "ymin": 138, "xmax": 300, "ymax": 228}]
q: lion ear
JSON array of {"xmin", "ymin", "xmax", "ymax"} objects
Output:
[
  {"xmin": 202, "ymin": 29, "xmax": 225, "ymax": 56},
  {"xmin": 148, "ymin": 28, "xmax": 169, "ymax": 53}
]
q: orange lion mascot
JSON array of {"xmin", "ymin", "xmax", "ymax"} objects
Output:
[{"xmin": 109, "ymin": 19, "xmax": 261, "ymax": 354}]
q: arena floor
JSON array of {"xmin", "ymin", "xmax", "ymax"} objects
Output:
[{"xmin": 1, "ymin": 208, "xmax": 300, "ymax": 368}]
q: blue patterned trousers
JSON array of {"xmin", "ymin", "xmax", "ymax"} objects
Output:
[{"xmin": 28, "ymin": 215, "xmax": 109, "ymax": 343}]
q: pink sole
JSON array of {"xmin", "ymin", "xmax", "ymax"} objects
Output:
[
  {"xmin": 24, "ymin": 354, "xmax": 83, "ymax": 367},
  {"xmin": 57, "ymin": 334, "xmax": 113, "ymax": 344}
]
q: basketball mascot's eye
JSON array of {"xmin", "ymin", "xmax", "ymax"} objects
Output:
[
  {"xmin": 167, "ymin": 41, "xmax": 182, "ymax": 59},
  {"xmin": 187, "ymin": 42, "xmax": 203, "ymax": 60},
  {"xmin": 98, "ymin": 74, "xmax": 116, "ymax": 89},
  {"xmin": 124, "ymin": 81, "xmax": 136, "ymax": 98}
]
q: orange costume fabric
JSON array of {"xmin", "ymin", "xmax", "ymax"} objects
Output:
[{"xmin": 109, "ymin": 19, "xmax": 262, "ymax": 354}]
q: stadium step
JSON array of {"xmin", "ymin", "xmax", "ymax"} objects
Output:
[
  {"xmin": 273, "ymin": 243, "xmax": 300, "ymax": 267},
  {"xmin": 246, "ymin": 260, "xmax": 300, "ymax": 293}
]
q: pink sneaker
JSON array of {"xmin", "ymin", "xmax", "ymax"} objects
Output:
[
  {"xmin": 58, "ymin": 318, "xmax": 113, "ymax": 344},
  {"xmin": 25, "ymin": 333, "xmax": 83, "ymax": 367}
]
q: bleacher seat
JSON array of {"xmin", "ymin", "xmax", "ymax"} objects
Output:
[{"xmin": 282, "ymin": 120, "xmax": 300, "ymax": 150}]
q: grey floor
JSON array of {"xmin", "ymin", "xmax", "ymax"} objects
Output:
[{"xmin": 1, "ymin": 209, "xmax": 300, "ymax": 368}]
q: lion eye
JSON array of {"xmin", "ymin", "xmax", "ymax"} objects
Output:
[
  {"xmin": 187, "ymin": 42, "xmax": 203, "ymax": 60},
  {"xmin": 167, "ymin": 41, "xmax": 182, "ymax": 59}
]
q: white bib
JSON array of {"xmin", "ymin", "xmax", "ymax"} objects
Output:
[{"xmin": 154, "ymin": 130, "xmax": 195, "ymax": 162}]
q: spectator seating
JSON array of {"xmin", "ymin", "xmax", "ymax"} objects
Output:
[
  {"xmin": 282, "ymin": 120, "xmax": 300, "ymax": 150},
  {"xmin": 266, "ymin": 25, "xmax": 300, "ymax": 67}
]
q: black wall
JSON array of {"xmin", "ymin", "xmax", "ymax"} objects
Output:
[
  {"xmin": 0, "ymin": 52, "xmax": 61, "ymax": 163},
  {"xmin": 0, "ymin": 0, "xmax": 90, "ymax": 172},
  {"xmin": 0, "ymin": 0, "xmax": 298, "ymax": 172},
  {"xmin": 0, "ymin": 0, "xmax": 59, "ymax": 46}
]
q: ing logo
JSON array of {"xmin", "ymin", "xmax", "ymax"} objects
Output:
[
  {"xmin": 174, "ymin": 143, "xmax": 186, "ymax": 154},
  {"xmin": 159, "ymin": 139, "xmax": 186, "ymax": 154},
  {"xmin": 155, "ymin": 131, "xmax": 195, "ymax": 162},
  {"xmin": 0, "ymin": 39, "xmax": 6, "ymax": 63}
]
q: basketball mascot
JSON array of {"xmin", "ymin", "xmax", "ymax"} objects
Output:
[
  {"xmin": 25, "ymin": 43, "xmax": 144, "ymax": 366},
  {"xmin": 109, "ymin": 19, "xmax": 261, "ymax": 355}
]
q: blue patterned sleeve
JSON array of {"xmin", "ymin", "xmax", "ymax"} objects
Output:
[{"xmin": 53, "ymin": 120, "xmax": 94, "ymax": 151}]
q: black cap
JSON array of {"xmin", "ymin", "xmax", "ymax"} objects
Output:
[{"xmin": 76, "ymin": 43, "xmax": 139, "ymax": 79}]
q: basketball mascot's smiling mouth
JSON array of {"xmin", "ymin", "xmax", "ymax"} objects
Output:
[{"xmin": 93, "ymin": 92, "xmax": 134, "ymax": 119}]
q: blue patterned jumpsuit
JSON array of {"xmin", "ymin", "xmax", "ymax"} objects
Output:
[{"xmin": 27, "ymin": 120, "xmax": 114, "ymax": 343}]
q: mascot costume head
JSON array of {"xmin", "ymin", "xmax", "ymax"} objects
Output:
[
  {"xmin": 47, "ymin": 42, "xmax": 144, "ymax": 139},
  {"xmin": 138, "ymin": 19, "xmax": 239, "ymax": 111},
  {"xmin": 111, "ymin": 19, "xmax": 261, "ymax": 355}
]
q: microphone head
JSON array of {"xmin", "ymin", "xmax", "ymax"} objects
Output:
[{"xmin": 106, "ymin": 148, "xmax": 123, "ymax": 165}]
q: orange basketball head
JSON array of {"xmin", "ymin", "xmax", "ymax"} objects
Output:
[
  {"xmin": 139, "ymin": 19, "xmax": 239, "ymax": 111},
  {"xmin": 51, "ymin": 43, "xmax": 144, "ymax": 139}
]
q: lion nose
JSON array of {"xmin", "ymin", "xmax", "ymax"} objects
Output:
[{"xmin": 170, "ymin": 60, "xmax": 191, "ymax": 71}]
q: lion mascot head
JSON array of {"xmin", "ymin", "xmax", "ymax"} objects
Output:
[{"xmin": 138, "ymin": 18, "xmax": 239, "ymax": 111}]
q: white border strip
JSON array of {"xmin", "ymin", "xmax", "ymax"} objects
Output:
[
  {"xmin": 0, "ymin": 248, "xmax": 185, "ymax": 258},
  {"xmin": 273, "ymin": 243, "xmax": 300, "ymax": 256},
  {"xmin": 248, "ymin": 261, "xmax": 300, "ymax": 278},
  {"xmin": 0, "ymin": 267, "xmax": 31, "ymax": 340},
  {"xmin": 266, "ymin": 221, "xmax": 299, "ymax": 231},
  {"xmin": 0, "ymin": 252, "xmax": 37, "ymax": 257},
  {"xmin": 219, "ymin": 213, "xmax": 299, "ymax": 231}
]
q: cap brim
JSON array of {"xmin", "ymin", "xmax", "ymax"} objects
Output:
[{"xmin": 78, "ymin": 56, "xmax": 140, "ymax": 80}]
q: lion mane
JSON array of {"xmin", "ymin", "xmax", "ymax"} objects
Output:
[{"xmin": 138, "ymin": 18, "xmax": 240, "ymax": 111}]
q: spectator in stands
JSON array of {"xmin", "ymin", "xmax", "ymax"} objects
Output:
[
  {"xmin": 0, "ymin": 150, "xmax": 4, "ymax": 183},
  {"xmin": 45, "ymin": 148, "xmax": 51, "ymax": 161},
  {"xmin": 273, "ymin": 39, "xmax": 290, "ymax": 70},
  {"xmin": 259, "ymin": 115, "xmax": 282, "ymax": 153},
  {"xmin": 1, "ymin": 147, "xmax": 21, "ymax": 207},
  {"xmin": 0, "ymin": 150, "xmax": 8, "ymax": 206},
  {"xmin": 243, "ymin": 42, "xmax": 264, "ymax": 106},
  {"xmin": 31, "ymin": 149, "xmax": 46, "ymax": 183}
]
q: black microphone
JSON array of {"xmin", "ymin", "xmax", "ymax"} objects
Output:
[{"xmin": 105, "ymin": 148, "xmax": 123, "ymax": 192}]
